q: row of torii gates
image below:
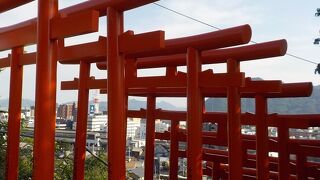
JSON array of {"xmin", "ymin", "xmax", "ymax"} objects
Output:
[{"xmin": 1, "ymin": 0, "xmax": 320, "ymax": 180}]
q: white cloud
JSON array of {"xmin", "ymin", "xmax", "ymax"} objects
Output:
[{"xmin": 125, "ymin": 0, "xmax": 262, "ymax": 39}]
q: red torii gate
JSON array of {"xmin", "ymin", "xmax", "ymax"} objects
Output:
[
  {"xmin": 0, "ymin": 0, "xmax": 319, "ymax": 180},
  {"xmin": 142, "ymin": 83, "xmax": 317, "ymax": 179},
  {"xmin": 61, "ymin": 24, "xmax": 251, "ymax": 179},
  {"xmin": 0, "ymin": 0, "xmax": 161, "ymax": 179},
  {"xmin": 0, "ymin": 1, "xmax": 100, "ymax": 179},
  {"xmin": 0, "ymin": 0, "xmax": 33, "ymax": 13}
]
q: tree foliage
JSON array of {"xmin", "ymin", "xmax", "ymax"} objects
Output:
[
  {"xmin": 84, "ymin": 151, "xmax": 108, "ymax": 180},
  {"xmin": 315, "ymin": 8, "xmax": 320, "ymax": 45},
  {"xmin": 0, "ymin": 121, "xmax": 108, "ymax": 179},
  {"xmin": 316, "ymin": 8, "xmax": 320, "ymax": 17},
  {"xmin": 0, "ymin": 121, "xmax": 7, "ymax": 178}
]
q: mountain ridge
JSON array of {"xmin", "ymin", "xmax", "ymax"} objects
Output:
[
  {"xmin": 1, "ymin": 85, "xmax": 320, "ymax": 114},
  {"xmin": 0, "ymin": 98, "xmax": 185, "ymax": 111},
  {"xmin": 205, "ymin": 85, "xmax": 320, "ymax": 114}
]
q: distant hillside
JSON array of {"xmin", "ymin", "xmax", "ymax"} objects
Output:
[
  {"xmin": 2, "ymin": 85, "xmax": 320, "ymax": 114},
  {"xmin": 98, "ymin": 99, "xmax": 184, "ymax": 111},
  {"xmin": 205, "ymin": 85, "xmax": 320, "ymax": 114},
  {"xmin": 0, "ymin": 98, "xmax": 183, "ymax": 111}
]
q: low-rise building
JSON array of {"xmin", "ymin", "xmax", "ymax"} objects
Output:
[
  {"xmin": 136, "ymin": 119, "xmax": 169, "ymax": 139},
  {"xmin": 74, "ymin": 114, "xmax": 107, "ymax": 131}
]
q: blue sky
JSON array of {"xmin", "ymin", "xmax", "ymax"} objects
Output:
[{"xmin": 0, "ymin": 0, "xmax": 319, "ymax": 107}]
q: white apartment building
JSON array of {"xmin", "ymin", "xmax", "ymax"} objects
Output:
[
  {"xmin": 155, "ymin": 120, "xmax": 170, "ymax": 132},
  {"xmin": 100, "ymin": 117, "xmax": 143, "ymax": 139},
  {"xmin": 136, "ymin": 119, "xmax": 169, "ymax": 139},
  {"xmin": 127, "ymin": 118, "xmax": 142, "ymax": 138},
  {"xmin": 73, "ymin": 115, "xmax": 107, "ymax": 131}
]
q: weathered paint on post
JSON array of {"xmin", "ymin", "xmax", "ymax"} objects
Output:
[
  {"xmin": 255, "ymin": 95, "xmax": 270, "ymax": 180},
  {"xmin": 278, "ymin": 122, "xmax": 289, "ymax": 180},
  {"xmin": 145, "ymin": 95, "xmax": 156, "ymax": 179},
  {"xmin": 170, "ymin": 120, "xmax": 179, "ymax": 180},
  {"xmin": 227, "ymin": 59, "xmax": 243, "ymax": 179},
  {"xmin": 73, "ymin": 61, "xmax": 91, "ymax": 180},
  {"xmin": 33, "ymin": 0, "xmax": 58, "ymax": 179},
  {"xmin": 107, "ymin": 7, "xmax": 126, "ymax": 179},
  {"xmin": 5, "ymin": 47, "xmax": 24, "ymax": 180},
  {"xmin": 187, "ymin": 47, "xmax": 203, "ymax": 179}
]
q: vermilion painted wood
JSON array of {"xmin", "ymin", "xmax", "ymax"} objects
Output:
[
  {"xmin": 102, "ymin": 80, "xmax": 291, "ymax": 97},
  {"xmin": 212, "ymin": 162, "xmax": 221, "ymax": 180},
  {"xmin": 73, "ymin": 61, "xmax": 90, "ymax": 180},
  {"xmin": 51, "ymin": 10, "xmax": 99, "ymax": 39},
  {"xmin": 162, "ymin": 134, "xmax": 319, "ymax": 179},
  {"xmin": 3, "ymin": 1, "xmax": 320, "ymax": 179},
  {"xmin": 169, "ymin": 120, "xmax": 179, "ymax": 180},
  {"xmin": 117, "ymin": 82, "xmax": 310, "ymax": 98},
  {"xmin": 5, "ymin": 47, "xmax": 24, "ymax": 180},
  {"xmin": 61, "ymin": 72, "xmax": 243, "ymax": 90},
  {"xmin": 144, "ymin": 95, "xmax": 156, "ymax": 179},
  {"xmin": 0, "ymin": 0, "xmax": 33, "ymax": 13},
  {"xmin": 95, "ymin": 40, "xmax": 287, "ymax": 69},
  {"xmin": 0, "ymin": 10, "xmax": 99, "ymax": 51},
  {"xmin": 154, "ymin": 130, "xmax": 320, "ymax": 152},
  {"xmin": 19, "ymin": 52, "xmax": 36, "ymax": 66},
  {"xmin": 0, "ymin": 30, "xmax": 165, "ymax": 67},
  {"xmin": 296, "ymin": 145, "xmax": 306, "ymax": 180},
  {"xmin": 226, "ymin": 59, "xmax": 243, "ymax": 179},
  {"xmin": 187, "ymin": 47, "xmax": 203, "ymax": 179},
  {"xmin": 60, "ymin": 0, "xmax": 159, "ymax": 15},
  {"xmin": 58, "ymin": 36, "xmax": 107, "ymax": 64},
  {"xmin": 161, "ymin": 140, "xmax": 319, "ymax": 178},
  {"xmin": 107, "ymin": 7, "xmax": 126, "ymax": 179},
  {"xmin": 0, "ymin": 21, "xmax": 36, "ymax": 51},
  {"xmin": 0, "ymin": 0, "xmax": 156, "ymax": 32},
  {"xmin": 0, "ymin": 33, "xmax": 284, "ymax": 68},
  {"xmin": 278, "ymin": 122, "xmax": 290, "ymax": 180},
  {"xmin": 127, "ymin": 109, "xmax": 320, "ymax": 130},
  {"xmin": 0, "ymin": 0, "xmax": 157, "ymax": 50},
  {"xmin": 136, "ymin": 39, "xmax": 286, "ymax": 67},
  {"xmin": 128, "ymin": 25, "xmax": 251, "ymax": 58},
  {"xmin": 96, "ymin": 39, "xmax": 286, "ymax": 69},
  {"xmin": 119, "ymin": 30, "xmax": 165, "ymax": 53},
  {"xmin": 255, "ymin": 95, "xmax": 270, "ymax": 180},
  {"xmin": 0, "ymin": 56, "xmax": 10, "ymax": 68},
  {"xmin": 32, "ymin": 0, "xmax": 58, "ymax": 179}
]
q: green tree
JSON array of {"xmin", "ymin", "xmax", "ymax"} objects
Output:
[
  {"xmin": 85, "ymin": 150, "xmax": 108, "ymax": 180},
  {"xmin": 0, "ymin": 120, "xmax": 109, "ymax": 179},
  {"xmin": 54, "ymin": 141, "xmax": 73, "ymax": 180},
  {"xmin": 0, "ymin": 121, "xmax": 34, "ymax": 179},
  {"xmin": 0, "ymin": 121, "xmax": 7, "ymax": 178},
  {"xmin": 18, "ymin": 138, "xmax": 33, "ymax": 179}
]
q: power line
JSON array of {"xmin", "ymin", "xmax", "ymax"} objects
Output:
[
  {"xmin": 85, "ymin": 147, "xmax": 108, "ymax": 166},
  {"xmin": 153, "ymin": 2, "xmax": 319, "ymax": 65},
  {"xmin": 286, "ymin": 53, "xmax": 318, "ymax": 65},
  {"xmin": 153, "ymin": 2, "xmax": 221, "ymax": 31}
]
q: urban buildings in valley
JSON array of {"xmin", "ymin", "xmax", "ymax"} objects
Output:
[{"xmin": 57, "ymin": 102, "xmax": 77, "ymax": 120}]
